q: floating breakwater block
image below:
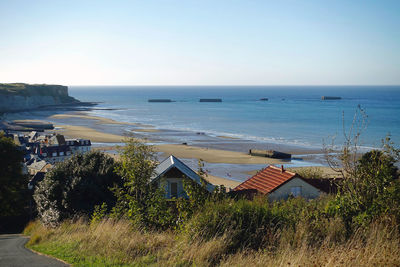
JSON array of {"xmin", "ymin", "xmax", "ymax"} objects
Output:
[
  {"xmin": 321, "ymin": 96, "xmax": 341, "ymax": 100},
  {"xmin": 148, "ymin": 99, "xmax": 173, "ymax": 102},
  {"xmin": 199, "ymin": 98, "xmax": 222, "ymax": 102},
  {"xmin": 249, "ymin": 149, "xmax": 292, "ymax": 159}
]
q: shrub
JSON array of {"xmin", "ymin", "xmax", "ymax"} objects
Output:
[
  {"xmin": 333, "ymin": 148, "xmax": 400, "ymax": 229},
  {"xmin": 34, "ymin": 151, "xmax": 121, "ymax": 226},
  {"xmin": 0, "ymin": 132, "xmax": 28, "ymax": 216},
  {"xmin": 184, "ymin": 198, "xmax": 283, "ymax": 251},
  {"xmin": 112, "ymin": 138, "xmax": 175, "ymax": 229},
  {"xmin": 184, "ymin": 195, "xmax": 345, "ymax": 252},
  {"xmin": 90, "ymin": 202, "xmax": 108, "ymax": 225}
]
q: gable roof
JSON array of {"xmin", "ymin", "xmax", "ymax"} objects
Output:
[
  {"xmin": 152, "ymin": 155, "xmax": 215, "ymax": 192},
  {"xmin": 234, "ymin": 165, "xmax": 299, "ymax": 194}
]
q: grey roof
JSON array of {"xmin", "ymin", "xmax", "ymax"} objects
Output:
[{"xmin": 152, "ymin": 155, "xmax": 215, "ymax": 192}]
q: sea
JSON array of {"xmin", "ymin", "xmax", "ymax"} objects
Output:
[{"xmin": 69, "ymin": 86, "xmax": 400, "ymax": 152}]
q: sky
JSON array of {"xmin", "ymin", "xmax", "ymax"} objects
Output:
[{"xmin": 0, "ymin": 0, "xmax": 399, "ymax": 86}]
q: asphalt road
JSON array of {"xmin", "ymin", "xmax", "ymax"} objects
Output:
[{"xmin": 0, "ymin": 234, "xmax": 69, "ymax": 267}]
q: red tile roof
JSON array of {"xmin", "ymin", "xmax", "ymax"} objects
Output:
[{"xmin": 234, "ymin": 165, "xmax": 298, "ymax": 194}]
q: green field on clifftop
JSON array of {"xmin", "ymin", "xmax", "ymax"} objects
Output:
[{"xmin": 0, "ymin": 83, "xmax": 78, "ymax": 102}]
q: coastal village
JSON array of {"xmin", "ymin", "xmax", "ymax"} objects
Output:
[
  {"xmin": 1, "ymin": 0, "xmax": 400, "ymax": 263},
  {"xmin": 4, "ymin": 130, "xmax": 91, "ymax": 189},
  {"xmin": 1, "ymin": 84, "xmax": 399, "ymax": 266},
  {"xmin": 3, "ymin": 124, "xmax": 338, "ymax": 201}
]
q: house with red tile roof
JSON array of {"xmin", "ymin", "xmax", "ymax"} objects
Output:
[{"xmin": 233, "ymin": 165, "xmax": 324, "ymax": 201}]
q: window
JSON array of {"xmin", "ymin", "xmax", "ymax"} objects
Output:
[
  {"xmin": 170, "ymin": 182, "xmax": 178, "ymax": 198},
  {"xmin": 52, "ymin": 152, "xmax": 57, "ymax": 157},
  {"xmin": 60, "ymin": 151, "xmax": 64, "ymax": 156},
  {"xmin": 290, "ymin": 186, "xmax": 302, "ymax": 197}
]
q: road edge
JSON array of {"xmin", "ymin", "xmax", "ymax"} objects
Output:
[{"xmin": 22, "ymin": 235, "xmax": 71, "ymax": 266}]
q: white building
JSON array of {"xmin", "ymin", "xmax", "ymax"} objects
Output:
[
  {"xmin": 151, "ymin": 155, "xmax": 215, "ymax": 199},
  {"xmin": 234, "ymin": 165, "xmax": 326, "ymax": 201},
  {"xmin": 65, "ymin": 139, "xmax": 91, "ymax": 153}
]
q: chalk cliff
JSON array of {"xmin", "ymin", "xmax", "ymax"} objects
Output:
[{"xmin": 0, "ymin": 83, "xmax": 80, "ymax": 112}]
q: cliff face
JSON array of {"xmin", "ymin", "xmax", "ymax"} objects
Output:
[{"xmin": 0, "ymin": 83, "xmax": 79, "ymax": 112}]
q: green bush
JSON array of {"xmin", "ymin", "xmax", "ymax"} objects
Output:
[
  {"xmin": 183, "ymin": 195, "xmax": 345, "ymax": 252},
  {"xmin": 0, "ymin": 132, "xmax": 28, "ymax": 216},
  {"xmin": 184, "ymin": 198, "xmax": 282, "ymax": 251},
  {"xmin": 90, "ymin": 202, "xmax": 108, "ymax": 225},
  {"xmin": 332, "ymin": 149, "xmax": 400, "ymax": 230},
  {"xmin": 112, "ymin": 138, "xmax": 175, "ymax": 229},
  {"xmin": 34, "ymin": 151, "xmax": 121, "ymax": 226}
]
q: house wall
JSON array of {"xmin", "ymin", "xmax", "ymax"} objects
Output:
[
  {"xmin": 153, "ymin": 165, "xmax": 213, "ymax": 199},
  {"xmin": 268, "ymin": 177, "xmax": 321, "ymax": 201},
  {"xmin": 158, "ymin": 177, "xmax": 187, "ymax": 199}
]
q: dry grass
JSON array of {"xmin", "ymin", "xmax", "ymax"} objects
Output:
[
  {"xmin": 25, "ymin": 219, "xmax": 400, "ymax": 266},
  {"xmin": 221, "ymin": 223, "xmax": 400, "ymax": 267}
]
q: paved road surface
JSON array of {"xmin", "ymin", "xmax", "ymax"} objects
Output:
[{"xmin": 0, "ymin": 234, "xmax": 68, "ymax": 267}]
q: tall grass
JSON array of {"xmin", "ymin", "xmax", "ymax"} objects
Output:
[{"xmin": 25, "ymin": 216, "xmax": 399, "ymax": 266}]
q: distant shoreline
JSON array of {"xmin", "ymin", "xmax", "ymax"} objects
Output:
[{"xmin": 2, "ymin": 109, "xmax": 334, "ymax": 186}]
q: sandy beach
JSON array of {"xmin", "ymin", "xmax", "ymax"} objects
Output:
[
  {"xmin": 205, "ymin": 174, "xmax": 241, "ymax": 188},
  {"xmin": 154, "ymin": 144, "xmax": 286, "ymax": 165},
  {"xmin": 50, "ymin": 113, "xmax": 155, "ymax": 128},
  {"xmin": 54, "ymin": 124, "xmax": 127, "ymax": 143},
  {"xmin": 47, "ymin": 113, "xmax": 291, "ymax": 165},
  {"xmin": 9, "ymin": 111, "xmax": 332, "ymax": 188}
]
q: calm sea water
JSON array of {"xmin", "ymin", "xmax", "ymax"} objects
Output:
[{"xmin": 69, "ymin": 86, "xmax": 400, "ymax": 150}]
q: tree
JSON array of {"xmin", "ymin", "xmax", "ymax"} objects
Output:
[
  {"xmin": 0, "ymin": 132, "xmax": 27, "ymax": 216},
  {"xmin": 324, "ymin": 107, "xmax": 400, "ymax": 228},
  {"xmin": 34, "ymin": 151, "xmax": 121, "ymax": 226},
  {"xmin": 177, "ymin": 160, "xmax": 227, "ymax": 224},
  {"xmin": 112, "ymin": 138, "xmax": 173, "ymax": 229},
  {"xmin": 324, "ymin": 105, "xmax": 369, "ymax": 180}
]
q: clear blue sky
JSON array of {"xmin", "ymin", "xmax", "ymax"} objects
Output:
[{"xmin": 0, "ymin": 0, "xmax": 399, "ymax": 85}]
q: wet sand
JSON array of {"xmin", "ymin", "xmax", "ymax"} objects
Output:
[
  {"xmin": 154, "ymin": 144, "xmax": 287, "ymax": 165},
  {"xmin": 205, "ymin": 174, "xmax": 241, "ymax": 188},
  {"xmin": 9, "ymin": 111, "xmax": 332, "ymax": 186},
  {"xmin": 50, "ymin": 113, "xmax": 155, "ymax": 128},
  {"xmin": 54, "ymin": 124, "xmax": 127, "ymax": 143}
]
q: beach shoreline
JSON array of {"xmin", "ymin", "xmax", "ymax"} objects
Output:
[{"xmin": 3, "ymin": 110, "xmax": 333, "ymax": 187}]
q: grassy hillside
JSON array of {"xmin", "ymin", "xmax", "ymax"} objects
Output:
[
  {"xmin": 24, "ymin": 218, "xmax": 399, "ymax": 267},
  {"xmin": 0, "ymin": 83, "xmax": 78, "ymax": 102}
]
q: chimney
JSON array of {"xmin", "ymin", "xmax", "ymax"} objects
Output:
[{"xmin": 281, "ymin": 165, "xmax": 284, "ymax": 173}]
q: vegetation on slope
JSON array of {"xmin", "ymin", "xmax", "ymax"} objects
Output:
[
  {"xmin": 24, "ymin": 209, "xmax": 400, "ymax": 266},
  {"xmin": 33, "ymin": 151, "xmax": 122, "ymax": 227},
  {"xmin": 19, "ymin": 108, "xmax": 400, "ymax": 266},
  {"xmin": 0, "ymin": 132, "xmax": 28, "ymax": 217}
]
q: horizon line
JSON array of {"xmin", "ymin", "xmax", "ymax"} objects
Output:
[{"xmin": 66, "ymin": 84, "xmax": 400, "ymax": 87}]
